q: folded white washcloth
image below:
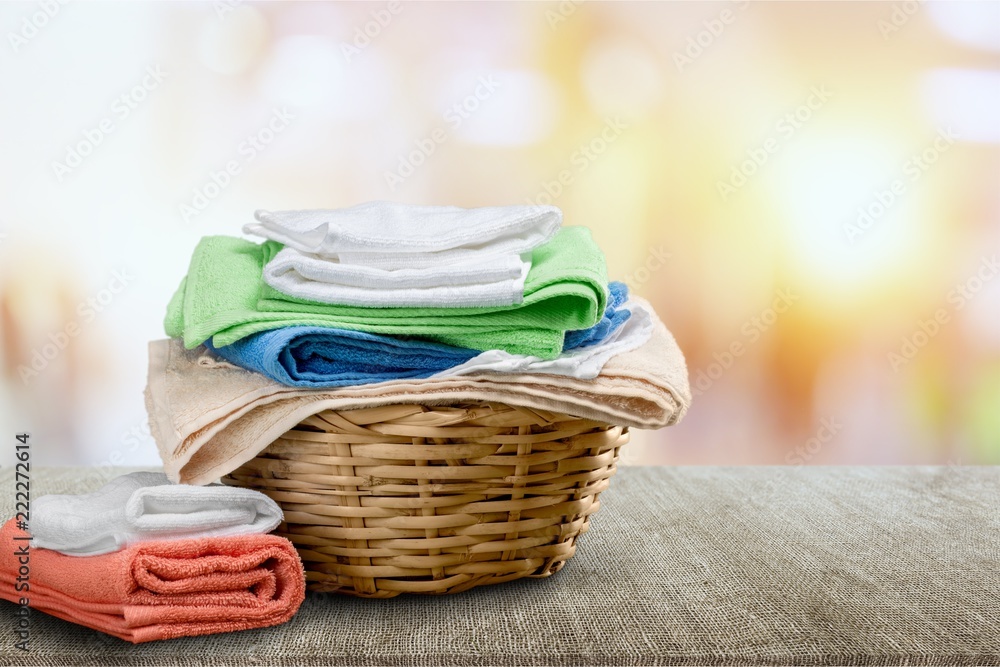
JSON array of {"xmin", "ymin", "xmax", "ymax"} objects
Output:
[
  {"xmin": 263, "ymin": 252, "xmax": 530, "ymax": 308},
  {"xmin": 29, "ymin": 471, "xmax": 283, "ymax": 556},
  {"xmin": 435, "ymin": 299, "xmax": 655, "ymax": 379},
  {"xmin": 245, "ymin": 201, "xmax": 563, "ymax": 269},
  {"xmin": 266, "ymin": 246, "xmax": 526, "ymax": 289}
]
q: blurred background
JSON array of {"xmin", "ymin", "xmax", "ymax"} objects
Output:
[{"xmin": 0, "ymin": 1, "xmax": 998, "ymax": 469}]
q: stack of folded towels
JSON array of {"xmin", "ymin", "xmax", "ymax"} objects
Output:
[
  {"xmin": 0, "ymin": 473, "xmax": 305, "ymax": 643},
  {"xmin": 5, "ymin": 203, "xmax": 691, "ymax": 645},
  {"xmin": 149, "ymin": 201, "xmax": 692, "ymax": 485}
]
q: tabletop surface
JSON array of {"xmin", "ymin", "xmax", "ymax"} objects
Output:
[{"xmin": 1, "ymin": 465, "xmax": 998, "ymax": 667}]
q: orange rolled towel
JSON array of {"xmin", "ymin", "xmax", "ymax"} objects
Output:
[{"xmin": 0, "ymin": 519, "xmax": 305, "ymax": 643}]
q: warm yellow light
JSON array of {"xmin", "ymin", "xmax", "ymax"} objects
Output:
[{"xmin": 765, "ymin": 130, "xmax": 934, "ymax": 299}]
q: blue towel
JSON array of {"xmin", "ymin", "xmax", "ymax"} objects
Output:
[
  {"xmin": 564, "ymin": 281, "xmax": 631, "ymax": 350},
  {"xmin": 207, "ymin": 282, "xmax": 631, "ymax": 388},
  {"xmin": 206, "ymin": 326, "xmax": 479, "ymax": 388}
]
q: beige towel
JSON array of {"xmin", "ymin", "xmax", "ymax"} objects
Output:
[{"xmin": 146, "ymin": 298, "xmax": 691, "ymax": 485}]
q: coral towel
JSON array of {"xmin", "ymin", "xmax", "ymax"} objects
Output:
[{"xmin": 0, "ymin": 520, "xmax": 305, "ymax": 643}]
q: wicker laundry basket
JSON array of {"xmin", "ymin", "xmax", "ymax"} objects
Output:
[{"xmin": 221, "ymin": 402, "xmax": 628, "ymax": 597}]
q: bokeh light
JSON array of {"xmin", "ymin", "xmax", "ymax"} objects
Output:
[{"xmin": 0, "ymin": 1, "xmax": 997, "ymax": 470}]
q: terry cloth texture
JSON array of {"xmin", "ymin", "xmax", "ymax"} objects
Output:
[
  {"xmin": 435, "ymin": 299, "xmax": 654, "ymax": 380},
  {"xmin": 0, "ymin": 518, "xmax": 304, "ymax": 644},
  {"xmin": 205, "ymin": 327, "xmax": 479, "ymax": 388},
  {"xmin": 564, "ymin": 281, "xmax": 629, "ymax": 350},
  {"xmin": 147, "ymin": 297, "xmax": 691, "ymax": 485},
  {"xmin": 165, "ymin": 227, "xmax": 608, "ymax": 360},
  {"xmin": 244, "ymin": 202, "xmax": 562, "ymax": 268},
  {"xmin": 266, "ymin": 245, "xmax": 527, "ymax": 289},
  {"xmin": 1, "ymin": 466, "xmax": 997, "ymax": 666},
  {"xmin": 204, "ymin": 297, "xmax": 649, "ymax": 389},
  {"xmin": 261, "ymin": 247, "xmax": 531, "ymax": 308},
  {"xmin": 29, "ymin": 471, "xmax": 282, "ymax": 556}
]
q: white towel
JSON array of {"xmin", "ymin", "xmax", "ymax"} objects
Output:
[
  {"xmin": 267, "ymin": 246, "xmax": 526, "ymax": 289},
  {"xmin": 245, "ymin": 201, "xmax": 563, "ymax": 269},
  {"xmin": 436, "ymin": 300, "xmax": 655, "ymax": 379},
  {"xmin": 29, "ymin": 472, "xmax": 283, "ymax": 556},
  {"xmin": 263, "ymin": 249, "xmax": 531, "ymax": 307},
  {"xmin": 264, "ymin": 253, "xmax": 531, "ymax": 308}
]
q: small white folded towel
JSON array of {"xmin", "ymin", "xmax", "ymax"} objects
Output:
[
  {"xmin": 29, "ymin": 471, "xmax": 282, "ymax": 556},
  {"xmin": 268, "ymin": 246, "xmax": 526, "ymax": 289},
  {"xmin": 245, "ymin": 201, "xmax": 563, "ymax": 269},
  {"xmin": 263, "ymin": 249, "xmax": 530, "ymax": 307},
  {"xmin": 434, "ymin": 299, "xmax": 655, "ymax": 379}
]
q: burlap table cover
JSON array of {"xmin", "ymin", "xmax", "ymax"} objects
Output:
[{"xmin": 1, "ymin": 466, "xmax": 997, "ymax": 666}]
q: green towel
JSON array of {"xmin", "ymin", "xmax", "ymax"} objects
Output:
[{"xmin": 165, "ymin": 227, "xmax": 608, "ymax": 359}]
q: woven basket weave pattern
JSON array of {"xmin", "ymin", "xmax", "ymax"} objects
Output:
[{"xmin": 222, "ymin": 402, "xmax": 627, "ymax": 597}]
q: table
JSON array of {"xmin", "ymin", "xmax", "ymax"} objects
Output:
[{"xmin": 1, "ymin": 466, "xmax": 998, "ymax": 666}]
